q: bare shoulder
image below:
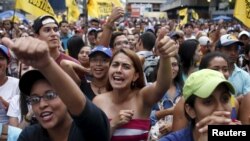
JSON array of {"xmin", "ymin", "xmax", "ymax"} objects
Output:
[{"xmin": 92, "ymin": 92, "xmax": 112, "ymax": 106}]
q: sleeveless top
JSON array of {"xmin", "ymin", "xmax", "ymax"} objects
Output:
[
  {"xmin": 111, "ymin": 119, "xmax": 150, "ymax": 141},
  {"xmin": 80, "ymin": 80, "xmax": 96, "ymax": 101}
]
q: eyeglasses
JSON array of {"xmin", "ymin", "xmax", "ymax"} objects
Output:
[
  {"xmin": 27, "ymin": 91, "xmax": 58, "ymax": 105},
  {"xmin": 114, "ymin": 40, "xmax": 129, "ymax": 46}
]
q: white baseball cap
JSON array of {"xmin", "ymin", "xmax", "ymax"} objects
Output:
[
  {"xmin": 220, "ymin": 34, "xmax": 244, "ymax": 47},
  {"xmin": 238, "ymin": 31, "xmax": 250, "ymax": 39},
  {"xmin": 198, "ymin": 36, "xmax": 211, "ymax": 46}
]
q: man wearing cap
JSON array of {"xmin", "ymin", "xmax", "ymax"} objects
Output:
[
  {"xmin": 238, "ymin": 31, "xmax": 250, "ymax": 54},
  {"xmin": 217, "ymin": 34, "xmax": 250, "ymax": 97},
  {"xmin": 87, "ymin": 28, "xmax": 98, "ymax": 48},
  {"xmin": 32, "ymin": 15, "xmax": 79, "ymax": 65},
  {"xmin": 160, "ymin": 69, "xmax": 240, "ymax": 141},
  {"xmin": 2, "ymin": 37, "xmax": 110, "ymax": 141},
  {"xmin": 0, "ymin": 44, "xmax": 20, "ymax": 124}
]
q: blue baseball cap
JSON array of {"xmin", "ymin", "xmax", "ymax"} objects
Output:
[
  {"xmin": 89, "ymin": 46, "xmax": 112, "ymax": 58},
  {"xmin": 0, "ymin": 44, "xmax": 9, "ymax": 60}
]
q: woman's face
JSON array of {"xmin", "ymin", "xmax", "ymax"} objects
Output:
[
  {"xmin": 30, "ymin": 80, "xmax": 68, "ymax": 129},
  {"xmin": 78, "ymin": 46, "xmax": 91, "ymax": 66},
  {"xmin": 108, "ymin": 53, "xmax": 138, "ymax": 90},
  {"xmin": 90, "ymin": 53, "xmax": 110, "ymax": 79},
  {"xmin": 170, "ymin": 57, "xmax": 179, "ymax": 80},
  {"xmin": 208, "ymin": 57, "xmax": 229, "ymax": 79},
  {"xmin": 187, "ymin": 84, "xmax": 231, "ymax": 124},
  {"xmin": 194, "ymin": 44, "xmax": 202, "ymax": 64}
]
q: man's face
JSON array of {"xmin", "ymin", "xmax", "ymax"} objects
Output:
[
  {"xmin": 37, "ymin": 23, "xmax": 60, "ymax": 50},
  {"xmin": 88, "ymin": 31, "xmax": 97, "ymax": 45},
  {"xmin": 60, "ymin": 22, "xmax": 69, "ymax": 35},
  {"xmin": 90, "ymin": 21, "xmax": 99, "ymax": 29},
  {"xmin": 113, "ymin": 35, "xmax": 130, "ymax": 52},
  {"xmin": 220, "ymin": 44, "xmax": 239, "ymax": 64}
]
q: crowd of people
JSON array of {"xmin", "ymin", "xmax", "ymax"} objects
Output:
[{"xmin": 0, "ymin": 5, "xmax": 250, "ymax": 141}]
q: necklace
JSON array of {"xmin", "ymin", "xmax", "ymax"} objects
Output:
[{"xmin": 91, "ymin": 82, "xmax": 106, "ymax": 94}]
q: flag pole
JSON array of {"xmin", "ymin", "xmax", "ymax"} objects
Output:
[
  {"xmin": 12, "ymin": 0, "xmax": 18, "ymax": 24},
  {"xmin": 83, "ymin": 0, "xmax": 88, "ymax": 45}
]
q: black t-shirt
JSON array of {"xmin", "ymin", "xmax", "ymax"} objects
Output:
[
  {"xmin": 80, "ymin": 81, "xmax": 96, "ymax": 101},
  {"xmin": 18, "ymin": 99, "xmax": 110, "ymax": 141}
]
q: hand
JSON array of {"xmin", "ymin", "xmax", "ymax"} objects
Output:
[
  {"xmin": 110, "ymin": 110, "xmax": 134, "ymax": 129},
  {"xmin": 159, "ymin": 122, "xmax": 172, "ymax": 136},
  {"xmin": 196, "ymin": 111, "xmax": 239, "ymax": 133},
  {"xmin": 155, "ymin": 27, "xmax": 178, "ymax": 59},
  {"xmin": 107, "ymin": 7, "xmax": 125, "ymax": 24},
  {"xmin": 2, "ymin": 37, "xmax": 51, "ymax": 69}
]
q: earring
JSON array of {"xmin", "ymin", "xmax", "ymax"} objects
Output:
[{"xmin": 131, "ymin": 81, "xmax": 136, "ymax": 88}]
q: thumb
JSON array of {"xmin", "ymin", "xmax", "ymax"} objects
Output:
[
  {"xmin": 1, "ymin": 37, "xmax": 14, "ymax": 50},
  {"xmin": 155, "ymin": 27, "xmax": 167, "ymax": 48}
]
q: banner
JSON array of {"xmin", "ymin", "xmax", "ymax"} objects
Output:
[
  {"xmin": 66, "ymin": 0, "xmax": 80, "ymax": 22},
  {"xmin": 234, "ymin": 0, "xmax": 250, "ymax": 28},
  {"xmin": 15, "ymin": 0, "xmax": 55, "ymax": 17},
  {"xmin": 87, "ymin": 0, "xmax": 124, "ymax": 18}
]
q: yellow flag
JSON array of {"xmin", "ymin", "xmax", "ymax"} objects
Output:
[
  {"xmin": 180, "ymin": 14, "xmax": 188, "ymax": 26},
  {"xmin": 234, "ymin": 0, "xmax": 250, "ymax": 28},
  {"xmin": 192, "ymin": 9, "xmax": 199, "ymax": 20},
  {"xmin": 179, "ymin": 8, "xmax": 187, "ymax": 16},
  {"xmin": 66, "ymin": 0, "xmax": 80, "ymax": 22},
  {"xmin": 88, "ymin": 0, "xmax": 124, "ymax": 18},
  {"xmin": 15, "ymin": 0, "xmax": 55, "ymax": 17}
]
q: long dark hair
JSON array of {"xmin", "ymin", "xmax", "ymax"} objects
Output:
[{"xmin": 178, "ymin": 39, "xmax": 199, "ymax": 75}]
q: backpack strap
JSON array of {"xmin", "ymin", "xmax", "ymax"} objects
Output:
[{"xmin": 0, "ymin": 124, "xmax": 8, "ymax": 141}]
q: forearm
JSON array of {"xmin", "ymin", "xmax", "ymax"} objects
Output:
[
  {"xmin": 99, "ymin": 21, "xmax": 114, "ymax": 47},
  {"xmin": 155, "ymin": 58, "xmax": 172, "ymax": 93},
  {"xmin": 155, "ymin": 107, "xmax": 175, "ymax": 120},
  {"xmin": 60, "ymin": 60, "xmax": 81, "ymax": 86},
  {"xmin": 40, "ymin": 58, "xmax": 86, "ymax": 116}
]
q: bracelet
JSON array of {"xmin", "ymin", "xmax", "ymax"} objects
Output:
[{"xmin": 24, "ymin": 115, "xmax": 31, "ymax": 123}]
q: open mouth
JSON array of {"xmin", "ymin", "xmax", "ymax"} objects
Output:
[{"xmin": 40, "ymin": 111, "xmax": 53, "ymax": 121}]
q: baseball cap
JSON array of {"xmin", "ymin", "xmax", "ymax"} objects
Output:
[
  {"xmin": 198, "ymin": 36, "xmax": 211, "ymax": 46},
  {"xmin": 183, "ymin": 69, "xmax": 235, "ymax": 101},
  {"xmin": 219, "ymin": 34, "xmax": 244, "ymax": 47},
  {"xmin": 238, "ymin": 31, "xmax": 250, "ymax": 39},
  {"xmin": 144, "ymin": 26, "xmax": 155, "ymax": 33},
  {"xmin": 87, "ymin": 28, "xmax": 99, "ymax": 34},
  {"xmin": 32, "ymin": 15, "xmax": 58, "ymax": 34},
  {"xmin": 19, "ymin": 70, "xmax": 46, "ymax": 95},
  {"xmin": 89, "ymin": 46, "xmax": 112, "ymax": 58},
  {"xmin": 0, "ymin": 44, "xmax": 10, "ymax": 60}
]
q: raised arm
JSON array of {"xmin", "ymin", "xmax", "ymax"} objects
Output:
[
  {"xmin": 99, "ymin": 7, "xmax": 124, "ymax": 47},
  {"xmin": 60, "ymin": 60, "xmax": 91, "ymax": 86},
  {"xmin": 140, "ymin": 27, "xmax": 178, "ymax": 106},
  {"xmin": 2, "ymin": 37, "xmax": 86, "ymax": 116}
]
